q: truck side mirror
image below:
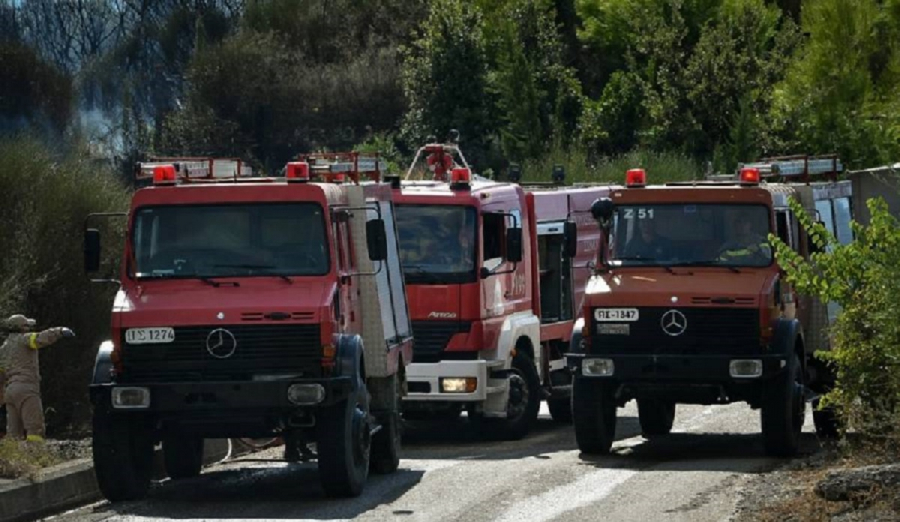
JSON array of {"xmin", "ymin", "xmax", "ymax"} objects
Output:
[
  {"xmin": 366, "ymin": 219, "xmax": 388, "ymax": 261},
  {"xmin": 564, "ymin": 221, "xmax": 578, "ymax": 258},
  {"xmin": 506, "ymin": 228, "xmax": 523, "ymax": 263},
  {"xmin": 84, "ymin": 228, "xmax": 101, "ymax": 273},
  {"xmin": 591, "ymin": 198, "xmax": 614, "ymax": 228}
]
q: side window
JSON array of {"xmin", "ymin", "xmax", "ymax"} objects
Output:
[
  {"xmin": 833, "ymin": 197, "xmax": 853, "ymax": 245},
  {"xmin": 775, "ymin": 211, "xmax": 792, "ymax": 248},
  {"xmin": 815, "ymin": 200, "xmax": 836, "ymax": 254},
  {"xmin": 483, "ymin": 213, "xmax": 505, "ymax": 261},
  {"xmin": 333, "ymin": 221, "xmax": 349, "ymax": 271}
]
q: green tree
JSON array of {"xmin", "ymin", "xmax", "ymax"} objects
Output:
[
  {"xmin": 769, "ymin": 0, "xmax": 900, "ymax": 167},
  {"xmin": 400, "ymin": 0, "xmax": 494, "ymax": 164},
  {"xmin": 484, "ymin": 0, "xmax": 583, "ymax": 161},
  {"xmin": 685, "ymin": 0, "xmax": 799, "ymax": 160},
  {"xmin": 772, "ymin": 197, "xmax": 900, "ymax": 440}
]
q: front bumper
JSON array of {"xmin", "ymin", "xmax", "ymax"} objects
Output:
[
  {"xmin": 404, "ymin": 360, "xmax": 505, "ymax": 402},
  {"xmin": 566, "ymin": 353, "xmax": 788, "ymax": 381},
  {"xmin": 90, "ymin": 377, "xmax": 352, "ymax": 413}
]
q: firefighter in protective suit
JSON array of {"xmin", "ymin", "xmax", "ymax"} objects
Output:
[{"xmin": 1, "ymin": 315, "xmax": 74, "ymax": 442}]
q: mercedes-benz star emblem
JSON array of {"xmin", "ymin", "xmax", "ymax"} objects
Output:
[
  {"xmin": 660, "ymin": 309, "xmax": 688, "ymax": 337},
  {"xmin": 206, "ymin": 328, "xmax": 237, "ymax": 359}
]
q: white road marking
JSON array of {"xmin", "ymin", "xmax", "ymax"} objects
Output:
[{"xmin": 493, "ymin": 467, "xmax": 638, "ymax": 522}]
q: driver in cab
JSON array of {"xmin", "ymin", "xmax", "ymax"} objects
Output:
[
  {"xmin": 622, "ymin": 218, "xmax": 671, "ymax": 260},
  {"xmin": 717, "ymin": 212, "xmax": 771, "ymax": 263}
]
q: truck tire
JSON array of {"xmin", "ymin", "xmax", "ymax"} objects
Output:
[
  {"xmin": 547, "ymin": 397, "xmax": 573, "ymax": 424},
  {"xmin": 473, "ymin": 351, "xmax": 541, "ymax": 441},
  {"xmin": 761, "ymin": 352, "xmax": 805, "ymax": 457},
  {"xmin": 370, "ymin": 374, "xmax": 401, "ymax": 475},
  {"xmin": 163, "ymin": 436, "xmax": 204, "ymax": 479},
  {"xmin": 637, "ymin": 399, "xmax": 675, "ymax": 438},
  {"xmin": 317, "ymin": 387, "xmax": 371, "ymax": 497},
  {"xmin": 92, "ymin": 409, "xmax": 154, "ymax": 502},
  {"xmin": 812, "ymin": 402, "xmax": 840, "ymax": 439},
  {"xmin": 572, "ymin": 377, "xmax": 617, "ymax": 454}
]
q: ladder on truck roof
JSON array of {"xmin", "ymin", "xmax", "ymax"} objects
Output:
[
  {"xmin": 300, "ymin": 152, "xmax": 385, "ymax": 183},
  {"xmin": 135, "ymin": 157, "xmax": 252, "ymax": 181},
  {"xmin": 738, "ymin": 154, "xmax": 844, "ymax": 182}
]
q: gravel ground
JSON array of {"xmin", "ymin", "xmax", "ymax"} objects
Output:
[
  {"xmin": 734, "ymin": 443, "xmax": 900, "ymax": 522},
  {"xmin": 45, "ymin": 439, "xmax": 92, "ymax": 461}
]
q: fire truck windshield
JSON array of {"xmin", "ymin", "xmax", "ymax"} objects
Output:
[
  {"xmin": 395, "ymin": 204, "xmax": 477, "ymax": 284},
  {"xmin": 132, "ymin": 203, "xmax": 330, "ymax": 279},
  {"xmin": 610, "ymin": 203, "xmax": 773, "ymax": 268}
]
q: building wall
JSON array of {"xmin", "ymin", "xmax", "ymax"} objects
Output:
[{"xmin": 849, "ymin": 168, "xmax": 900, "ymax": 225}]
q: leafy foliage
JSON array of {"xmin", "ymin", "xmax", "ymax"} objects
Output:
[
  {"xmin": 0, "ymin": 137, "xmax": 130, "ymax": 435},
  {"xmin": 772, "ymin": 196, "xmax": 900, "ymax": 440}
]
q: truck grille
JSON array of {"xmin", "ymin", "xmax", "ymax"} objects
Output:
[
  {"xmin": 591, "ymin": 307, "xmax": 760, "ymax": 356},
  {"xmin": 120, "ymin": 324, "xmax": 322, "ymax": 383},
  {"xmin": 411, "ymin": 321, "xmax": 472, "ymax": 363}
]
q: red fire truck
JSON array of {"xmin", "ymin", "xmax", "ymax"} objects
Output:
[
  {"xmin": 569, "ymin": 159, "xmax": 850, "ymax": 456},
  {"xmin": 84, "ymin": 155, "xmax": 412, "ymax": 500},
  {"xmin": 391, "ymin": 143, "xmax": 613, "ymax": 439}
]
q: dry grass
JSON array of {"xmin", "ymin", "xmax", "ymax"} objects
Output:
[
  {"xmin": 0, "ymin": 438, "xmax": 64, "ymax": 480},
  {"xmin": 745, "ymin": 440, "xmax": 900, "ymax": 522}
]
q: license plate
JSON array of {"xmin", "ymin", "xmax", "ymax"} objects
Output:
[
  {"xmin": 594, "ymin": 308, "xmax": 639, "ymax": 322},
  {"xmin": 125, "ymin": 327, "xmax": 175, "ymax": 344},
  {"xmin": 597, "ymin": 324, "xmax": 630, "ymax": 335}
]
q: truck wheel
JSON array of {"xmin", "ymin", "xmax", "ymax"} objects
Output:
[
  {"xmin": 317, "ymin": 387, "xmax": 371, "ymax": 497},
  {"xmin": 761, "ymin": 352, "xmax": 805, "ymax": 457},
  {"xmin": 637, "ymin": 399, "xmax": 675, "ymax": 438},
  {"xmin": 572, "ymin": 377, "xmax": 617, "ymax": 454},
  {"xmin": 371, "ymin": 374, "xmax": 402, "ymax": 475},
  {"xmin": 548, "ymin": 397, "xmax": 573, "ymax": 424},
  {"xmin": 474, "ymin": 352, "xmax": 541, "ymax": 441},
  {"xmin": 812, "ymin": 401, "xmax": 840, "ymax": 439},
  {"xmin": 163, "ymin": 436, "xmax": 204, "ymax": 479},
  {"xmin": 92, "ymin": 409, "xmax": 154, "ymax": 502}
]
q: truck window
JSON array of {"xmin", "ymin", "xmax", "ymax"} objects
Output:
[
  {"xmin": 395, "ymin": 204, "xmax": 477, "ymax": 284},
  {"xmin": 132, "ymin": 203, "xmax": 330, "ymax": 278},
  {"xmin": 483, "ymin": 213, "xmax": 505, "ymax": 261},
  {"xmin": 610, "ymin": 204, "xmax": 772, "ymax": 267},
  {"xmin": 775, "ymin": 210, "xmax": 797, "ymax": 250},
  {"xmin": 833, "ymin": 197, "xmax": 853, "ymax": 245}
]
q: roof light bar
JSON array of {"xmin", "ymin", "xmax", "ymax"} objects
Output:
[
  {"xmin": 153, "ymin": 165, "xmax": 177, "ymax": 185},
  {"xmin": 285, "ymin": 162, "xmax": 310, "ymax": 182},
  {"xmin": 739, "ymin": 167, "xmax": 761, "ymax": 185},
  {"xmin": 626, "ymin": 168, "xmax": 646, "ymax": 188}
]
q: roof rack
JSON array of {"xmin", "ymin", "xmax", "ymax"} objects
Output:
[
  {"xmin": 300, "ymin": 151, "xmax": 385, "ymax": 183},
  {"xmin": 736, "ymin": 154, "xmax": 843, "ymax": 182},
  {"xmin": 135, "ymin": 157, "xmax": 252, "ymax": 181}
]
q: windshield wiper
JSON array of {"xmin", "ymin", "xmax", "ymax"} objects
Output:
[
  {"xmin": 212, "ymin": 264, "xmax": 293, "ymax": 284},
  {"xmin": 612, "ymin": 257, "xmax": 675, "ymax": 274},
  {"xmin": 403, "ymin": 265, "xmax": 448, "ymax": 283},
  {"xmin": 670, "ymin": 261, "xmax": 741, "ymax": 274},
  {"xmin": 198, "ymin": 276, "xmax": 240, "ymax": 288}
]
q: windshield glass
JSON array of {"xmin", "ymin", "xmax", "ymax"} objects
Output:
[
  {"xmin": 396, "ymin": 204, "xmax": 477, "ymax": 284},
  {"xmin": 610, "ymin": 204, "xmax": 773, "ymax": 267},
  {"xmin": 132, "ymin": 203, "xmax": 329, "ymax": 278}
]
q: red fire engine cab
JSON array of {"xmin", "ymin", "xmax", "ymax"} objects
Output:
[
  {"xmin": 84, "ymin": 154, "xmax": 412, "ymax": 500},
  {"xmin": 389, "ymin": 145, "xmax": 614, "ymax": 439}
]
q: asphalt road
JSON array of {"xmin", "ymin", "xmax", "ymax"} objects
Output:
[{"xmin": 46, "ymin": 402, "xmax": 819, "ymax": 522}]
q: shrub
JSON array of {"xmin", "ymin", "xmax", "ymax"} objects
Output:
[
  {"xmin": 0, "ymin": 439, "xmax": 62, "ymax": 480},
  {"xmin": 0, "ymin": 136, "xmax": 130, "ymax": 436},
  {"xmin": 521, "ymin": 146, "xmax": 702, "ymax": 185},
  {"xmin": 771, "ymin": 197, "xmax": 900, "ymax": 443}
]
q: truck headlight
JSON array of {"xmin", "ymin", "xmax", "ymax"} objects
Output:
[
  {"xmin": 730, "ymin": 359, "xmax": 763, "ymax": 378},
  {"xmin": 287, "ymin": 384, "xmax": 326, "ymax": 405},
  {"xmin": 583, "ymin": 358, "xmax": 615, "ymax": 377},
  {"xmin": 440, "ymin": 377, "xmax": 477, "ymax": 393},
  {"xmin": 111, "ymin": 387, "xmax": 150, "ymax": 409}
]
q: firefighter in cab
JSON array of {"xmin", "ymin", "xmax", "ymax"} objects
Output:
[{"xmin": 1, "ymin": 315, "xmax": 74, "ymax": 442}]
